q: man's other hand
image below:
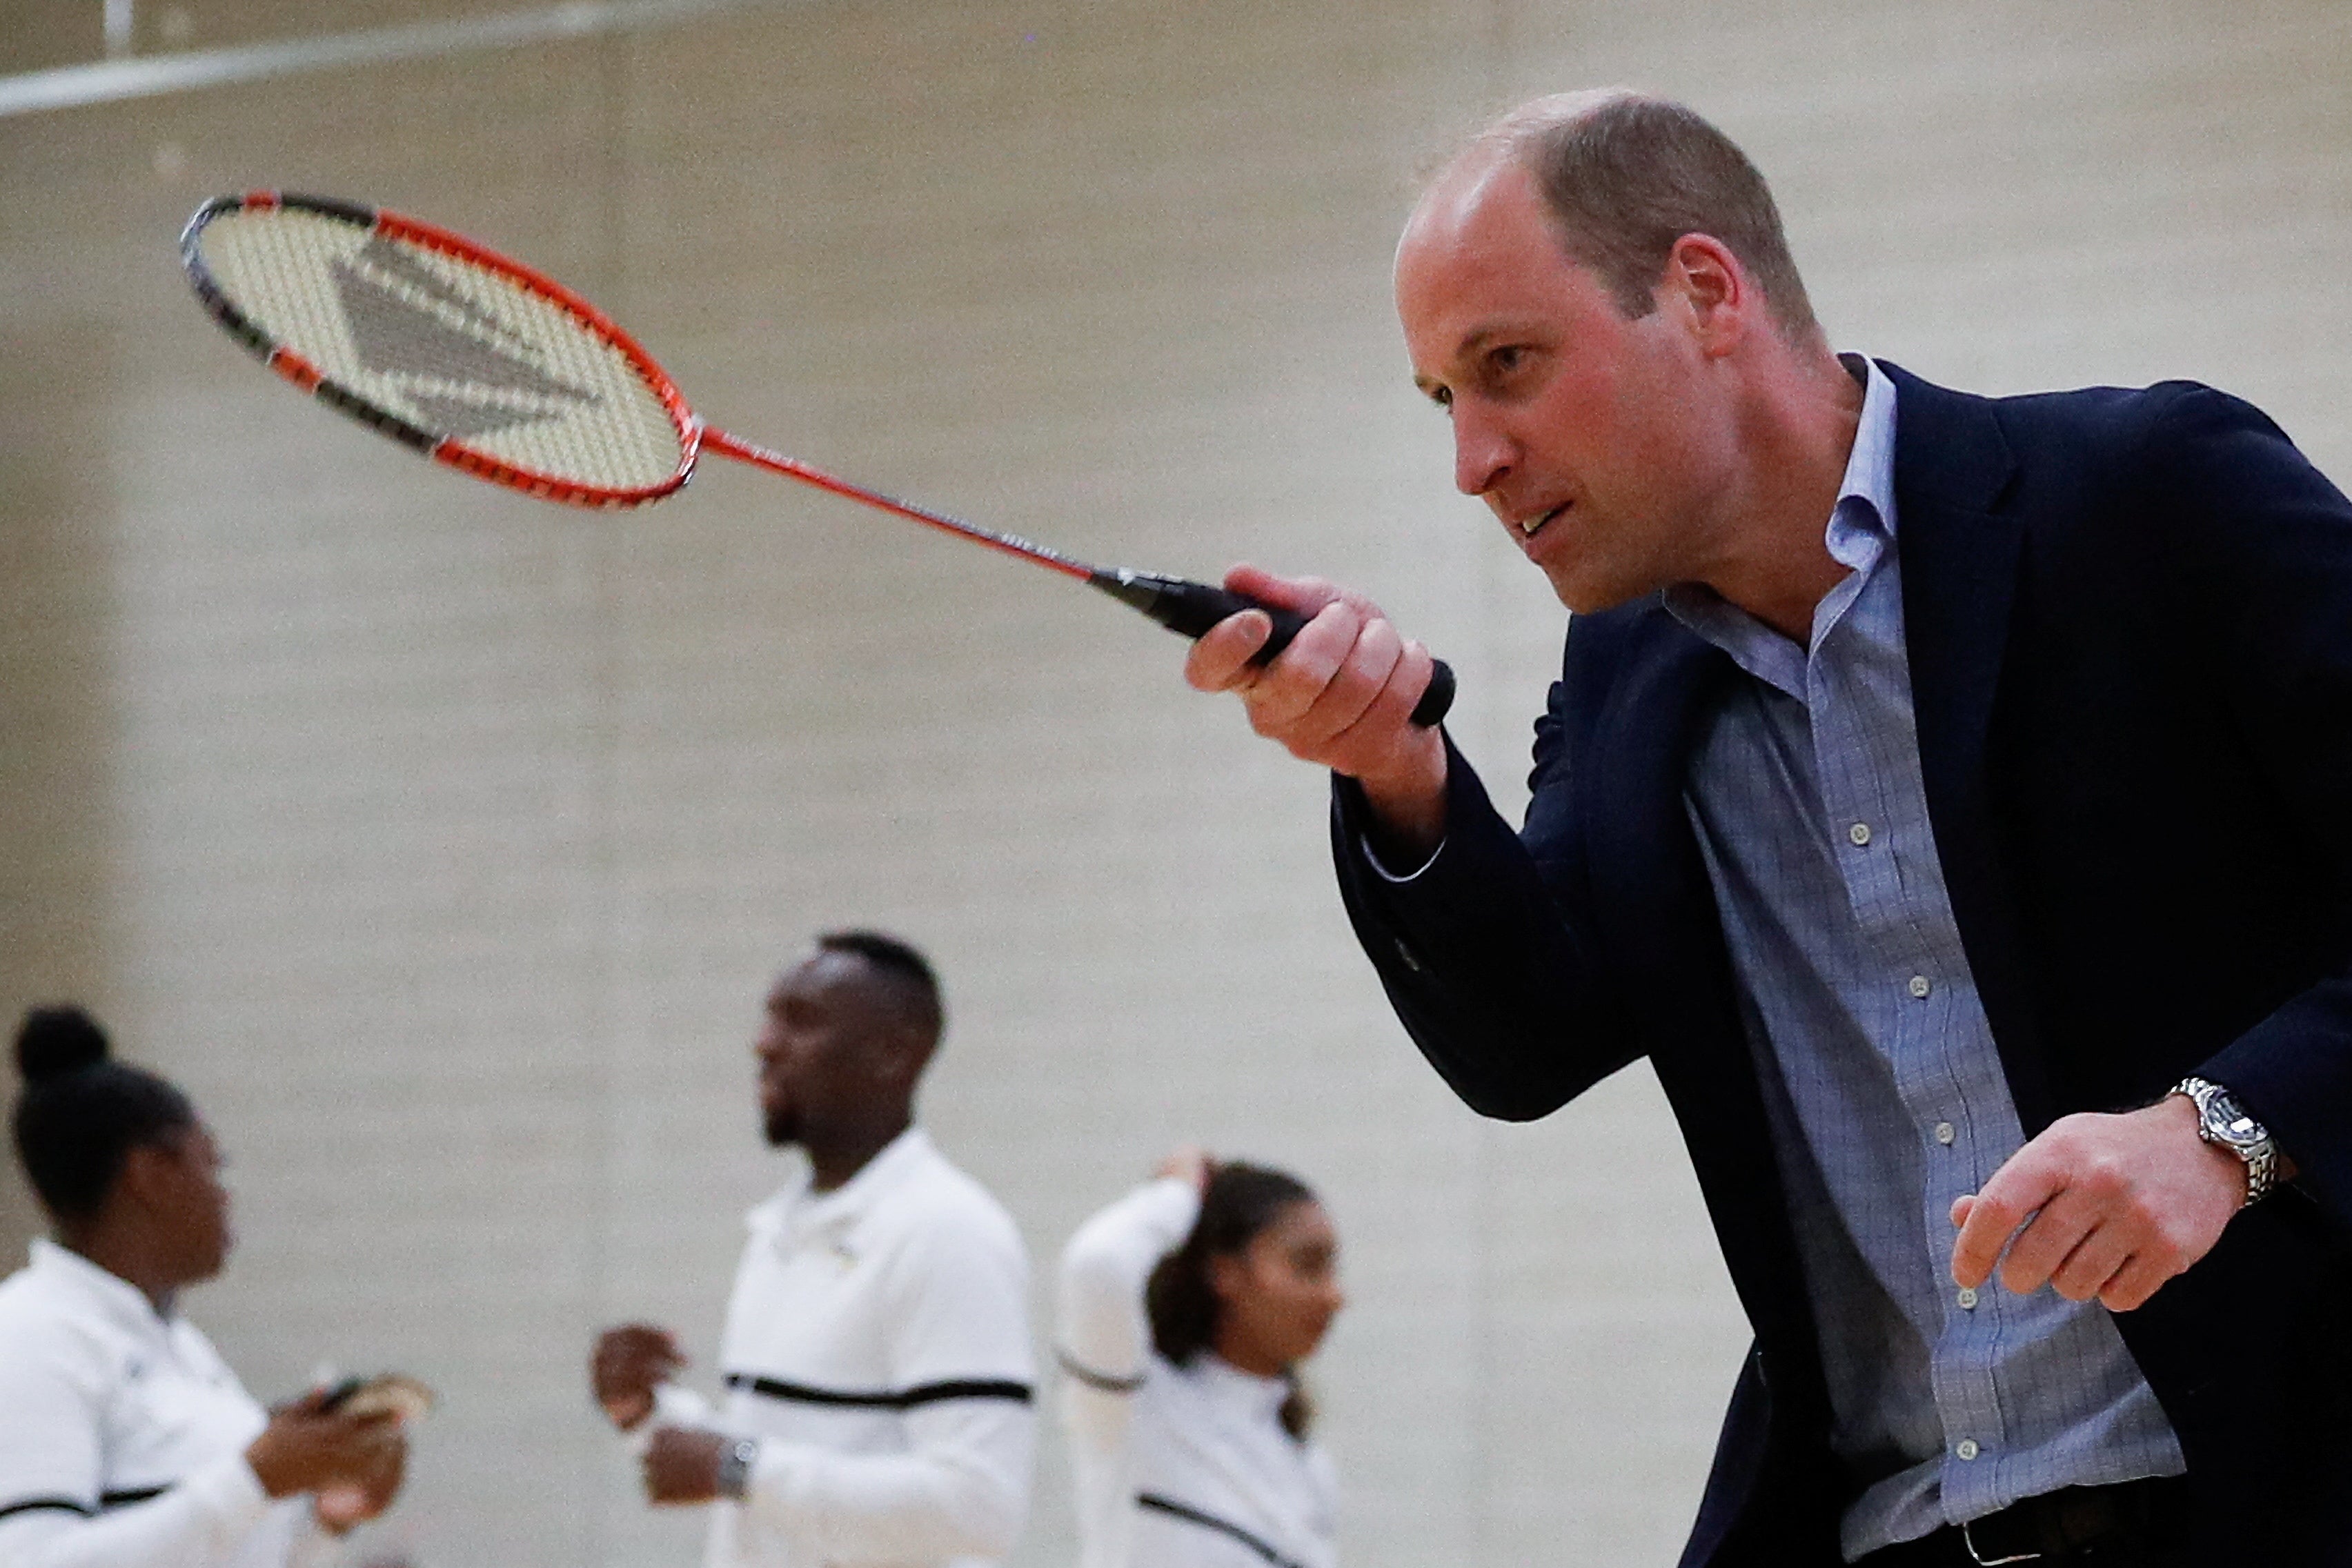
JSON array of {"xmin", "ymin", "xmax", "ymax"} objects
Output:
[
  {"xmin": 1183, "ymin": 564, "xmax": 1449, "ymax": 858},
  {"xmin": 1950, "ymin": 1094, "xmax": 2246, "ymax": 1313},
  {"xmin": 640, "ymin": 1427, "xmax": 726, "ymax": 1505},
  {"xmin": 592, "ymin": 1323, "xmax": 684, "ymax": 1431}
]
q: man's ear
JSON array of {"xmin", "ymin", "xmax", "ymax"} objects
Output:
[
  {"xmin": 869, "ymin": 1029, "xmax": 927, "ymax": 1089},
  {"xmin": 1662, "ymin": 232, "xmax": 1749, "ymax": 356}
]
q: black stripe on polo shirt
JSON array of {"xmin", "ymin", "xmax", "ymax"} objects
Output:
[
  {"xmin": 1136, "ymin": 1493, "xmax": 1309, "ymax": 1568},
  {"xmin": 0, "ymin": 1496, "xmax": 92, "ymax": 1521},
  {"xmin": 0, "ymin": 1485, "xmax": 173, "ymax": 1523},
  {"xmin": 1054, "ymin": 1349, "xmax": 1145, "ymax": 1394},
  {"xmin": 724, "ymin": 1372, "xmax": 1033, "ymax": 1409}
]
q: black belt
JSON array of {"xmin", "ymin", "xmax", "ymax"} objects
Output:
[{"xmin": 1862, "ymin": 1477, "xmax": 2191, "ymax": 1567}]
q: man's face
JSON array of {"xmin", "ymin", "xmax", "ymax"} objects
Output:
[
  {"xmin": 1394, "ymin": 157, "xmax": 1737, "ymax": 612},
  {"xmin": 755, "ymin": 951, "xmax": 896, "ymax": 1149}
]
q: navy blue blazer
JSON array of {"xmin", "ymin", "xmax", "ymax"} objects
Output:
[{"xmin": 1332, "ymin": 364, "xmax": 2352, "ymax": 1565}]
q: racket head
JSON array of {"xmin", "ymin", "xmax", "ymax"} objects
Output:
[{"xmin": 181, "ymin": 192, "xmax": 699, "ymax": 508}]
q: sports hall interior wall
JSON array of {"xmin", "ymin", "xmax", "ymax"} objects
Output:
[{"xmin": 3, "ymin": 1, "xmax": 2348, "ymax": 1564}]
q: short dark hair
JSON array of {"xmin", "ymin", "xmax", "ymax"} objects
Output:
[
  {"xmin": 816, "ymin": 929, "xmax": 944, "ymax": 1049},
  {"xmin": 1145, "ymin": 1161, "xmax": 1319, "ymax": 1437},
  {"xmin": 1492, "ymin": 90, "xmax": 1820, "ymax": 343},
  {"xmin": 12, "ymin": 1006, "xmax": 196, "ymax": 1222}
]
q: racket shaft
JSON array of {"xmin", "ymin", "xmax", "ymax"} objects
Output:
[
  {"xmin": 1092, "ymin": 572, "xmax": 1455, "ymax": 728},
  {"xmin": 701, "ymin": 427, "xmax": 1094, "ymax": 580},
  {"xmin": 704, "ymin": 432, "xmax": 1455, "ymax": 726}
]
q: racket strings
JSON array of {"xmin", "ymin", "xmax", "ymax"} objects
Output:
[{"xmin": 194, "ymin": 207, "xmax": 687, "ymax": 497}]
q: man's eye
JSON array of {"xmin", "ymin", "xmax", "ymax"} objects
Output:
[
  {"xmin": 1488, "ymin": 345, "xmax": 1527, "ymax": 376},
  {"xmin": 1427, "ymin": 386, "xmax": 1453, "ymax": 413}
]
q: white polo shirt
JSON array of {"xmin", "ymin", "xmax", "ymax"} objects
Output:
[
  {"xmin": 0, "ymin": 1240, "xmax": 330, "ymax": 1568},
  {"xmin": 649, "ymin": 1127, "xmax": 1036, "ymax": 1568},
  {"xmin": 1057, "ymin": 1180, "xmax": 1337, "ymax": 1568}
]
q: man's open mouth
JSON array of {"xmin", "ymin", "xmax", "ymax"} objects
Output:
[{"xmin": 1521, "ymin": 502, "xmax": 1569, "ymax": 537}]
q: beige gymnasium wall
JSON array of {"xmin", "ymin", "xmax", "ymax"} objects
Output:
[{"xmin": 3, "ymin": 1, "xmax": 2349, "ymax": 1565}]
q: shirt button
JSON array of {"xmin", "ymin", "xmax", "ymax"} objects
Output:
[
  {"xmin": 1955, "ymin": 1438, "xmax": 1981, "ymax": 1461},
  {"xmin": 1935, "ymin": 1122, "xmax": 1956, "ymax": 1146},
  {"xmin": 1848, "ymin": 822, "xmax": 1872, "ymax": 847},
  {"xmin": 1957, "ymin": 1287, "xmax": 1978, "ymax": 1310},
  {"xmin": 1908, "ymin": 975, "xmax": 1933, "ymax": 1000}
]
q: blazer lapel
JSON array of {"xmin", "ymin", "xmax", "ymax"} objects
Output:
[
  {"xmin": 1881, "ymin": 361, "xmax": 2053, "ymax": 1129},
  {"xmin": 1582, "ymin": 609, "xmax": 1731, "ymax": 982}
]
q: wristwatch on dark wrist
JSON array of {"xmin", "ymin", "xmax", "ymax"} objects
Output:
[
  {"xmin": 2172, "ymin": 1075, "xmax": 2280, "ymax": 1204},
  {"xmin": 714, "ymin": 1436, "xmax": 760, "ymax": 1500}
]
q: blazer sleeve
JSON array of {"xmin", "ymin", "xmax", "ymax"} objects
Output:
[
  {"xmin": 2145, "ymin": 385, "xmax": 2352, "ymax": 1224},
  {"xmin": 1329, "ymin": 684, "xmax": 1641, "ymax": 1123}
]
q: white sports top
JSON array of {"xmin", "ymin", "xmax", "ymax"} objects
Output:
[
  {"xmin": 1056, "ymin": 1180, "xmax": 1337, "ymax": 1568},
  {"xmin": 642, "ymin": 1127, "xmax": 1037, "ymax": 1568},
  {"xmin": 0, "ymin": 1240, "xmax": 333, "ymax": 1568}
]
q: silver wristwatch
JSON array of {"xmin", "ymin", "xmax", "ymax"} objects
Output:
[
  {"xmin": 2172, "ymin": 1075, "xmax": 2279, "ymax": 1204},
  {"xmin": 714, "ymin": 1436, "xmax": 760, "ymax": 1500}
]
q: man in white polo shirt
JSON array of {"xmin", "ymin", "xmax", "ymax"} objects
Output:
[{"xmin": 591, "ymin": 931, "xmax": 1035, "ymax": 1568}]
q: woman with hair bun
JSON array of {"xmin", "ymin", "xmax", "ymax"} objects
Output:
[
  {"xmin": 1056, "ymin": 1149, "xmax": 1343, "ymax": 1568},
  {"xmin": 0, "ymin": 1005, "xmax": 408, "ymax": 1568}
]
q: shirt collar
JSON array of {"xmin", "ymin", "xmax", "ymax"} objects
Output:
[
  {"xmin": 1194, "ymin": 1353, "xmax": 1296, "ymax": 1423},
  {"xmin": 749, "ymin": 1125, "xmax": 936, "ymax": 1247},
  {"xmin": 28, "ymin": 1237, "xmax": 176, "ymax": 1338},
  {"xmin": 1834, "ymin": 353, "xmax": 1899, "ymax": 544}
]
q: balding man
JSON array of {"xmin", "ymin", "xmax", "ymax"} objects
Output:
[
  {"xmin": 1187, "ymin": 92, "xmax": 2352, "ymax": 1566},
  {"xmin": 591, "ymin": 931, "xmax": 1034, "ymax": 1568}
]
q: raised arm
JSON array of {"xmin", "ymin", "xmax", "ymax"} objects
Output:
[
  {"xmin": 1183, "ymin": 565, "xmax": 1449, "ymax": 856},
  {"xmin": 1055, "ymin": 1166, "xmax": 1204, "ymax": 1449},
  {"xmin": 1187, "ymin": 564, "xmax": 1639, "ymax": 1120}
]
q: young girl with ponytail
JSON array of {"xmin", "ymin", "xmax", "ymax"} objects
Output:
[{"xmin": 1057, "ymin": 1149, "xmax": 1343, "ymax": 1568}]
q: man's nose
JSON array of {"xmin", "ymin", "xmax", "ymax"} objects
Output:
[{"xmin": 1451, "ymin": 405, "xmax": 1512, "ymax": 497}]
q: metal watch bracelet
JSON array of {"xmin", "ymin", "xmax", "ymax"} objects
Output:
[{"xmin": 2173, "ymin": 1075, "xmax": 2279, "ymax": 1204}]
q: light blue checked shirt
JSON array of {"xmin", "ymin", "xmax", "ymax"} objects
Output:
[{"xmin": 1666, "ymin": 358, "xmax": 2185, "ymax": 1559}]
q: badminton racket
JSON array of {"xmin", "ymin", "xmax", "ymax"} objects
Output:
[{"xmin": 178, "ymin": 192, "xmax": 1454, "ymax": 726}]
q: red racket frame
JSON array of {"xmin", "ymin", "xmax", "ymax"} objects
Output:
[
  {"xmin": 179, "ymin": 192, "xmax": 1096, "ymax": 581},
  {"xmin": 184, "ymin": 191, "xmax": 698, "ymax": 506}
]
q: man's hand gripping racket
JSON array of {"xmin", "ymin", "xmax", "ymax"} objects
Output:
[{"xmin": 178, "ymin": 192, "xmax": 1453, "ymax": 728}]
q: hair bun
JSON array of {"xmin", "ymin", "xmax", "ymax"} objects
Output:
[{"xmin": 17, "ymin": 1006, "xmax": 111, "ymax": 1083}]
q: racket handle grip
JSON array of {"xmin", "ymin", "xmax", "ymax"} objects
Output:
[{"xmin": 1092, "ymin": 572, "xmax": 1455, "ymax": 728}]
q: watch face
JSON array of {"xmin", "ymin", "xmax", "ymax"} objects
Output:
[{"xmin": 2204, "ymin": 1090, "xmax": 2263, "ymax": 1149}]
